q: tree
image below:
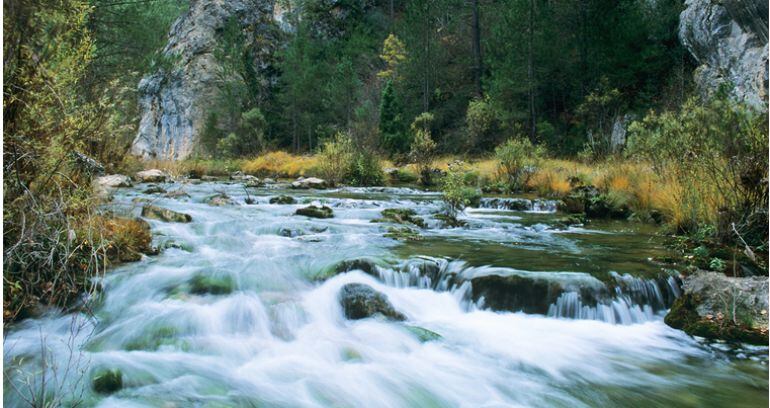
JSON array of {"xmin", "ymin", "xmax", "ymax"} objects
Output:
[
  {"xmin": 378, "ymin": 33, "xmax": 407, "ymax": 81},
  {"xmin": 379, "ymin": 80, "xmax": 409, "ymax": 154},
  {"xmin": 409, "ymin": 112, "xmax": 438, "ymax": 185}
]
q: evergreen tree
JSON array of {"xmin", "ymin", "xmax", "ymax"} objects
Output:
[{"xmin": 379, "ymin": 80, "xmax": 408, "ymax": 154}]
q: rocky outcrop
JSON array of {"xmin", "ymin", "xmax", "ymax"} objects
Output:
[
  {"xmin": 679, "ymin": 0, "xmax": 768, "ymax": 109},
  {"xmin": 92, "ymin": 174, "xmax": 132, "ymax": 200},
  {"xmin": 665, "ymin": 271, "xmax": 768, "ymax": 344},
  {"xmin": 131, "ymin": 0, "xmax": 278, "ymax": 159}
]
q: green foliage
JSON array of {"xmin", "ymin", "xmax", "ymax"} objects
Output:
[
  {"xmin": 575, "ymin": 77, "xmax": 623, "ymax": 158},
  {"xmin": 318, "ymin": 132, "xmax": 355, "ymax": 184},
  {"xmin": 349, "ymin": 151, "xmax": 385, "ymax": 186},
  {"xmin": 495, "ymin": 136, "xmax": 546, "ymax": 192},
  {"xmin": 466, "ymin": 97, "xmax": 501, "ymax": 150},
  {"xmin": 378, "ymin": 33, "xmax": 407, "ymax": 81},
  {"xmin": 627, "ymin": 92, "xmax": 768, "ymax": 249},
  {"xmin": 409, "ymin": 113, "xmax": 438, "ymax": 185},
  {"xmin": 441, "ymin": 161, "xmax": 481, "ymax": 218},
  {"xmin": 380, "ymin": 80, "xmax": 409, "ymax": 154}
]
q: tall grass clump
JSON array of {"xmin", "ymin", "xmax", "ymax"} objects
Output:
[
  {"xmin": 241, "ymin": 151, "xmax": 319, "ymax": 178},
  {"xmin": 627, "ymin": 92, "xmax": 768, "ymax": 254}
]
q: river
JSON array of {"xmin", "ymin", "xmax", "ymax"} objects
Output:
[{"xmin": 4, "ymin": 180, "xmax": 768, "ymax": 407}]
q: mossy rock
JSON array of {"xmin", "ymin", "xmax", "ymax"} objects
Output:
[
  {"xmin": 338, "ymin": 283, "xmax": 406, "ymax": 321},
  {"xmin": 141, "ymin": 205, "xmax": 192, "ymax": 223},
  {"xmin": 270, "ymin": 195, "xmax": 296, "ymax": 204},
  {"xmin": 665, "ymin": 293, "xmax": 768, "ymax": 345},
  {"xmin": 433, "ymin": 214, "xmax": 467, "ymax": 228},
  {"xmin": 143, "ymin": 185, "xmax": 167, "ymax": 194},
  {"xmin": 206, "ymin": 194, "xmax": 233, "ymax": 206},
  {"xmin": 384, "ymin": 227, "xmax": 422, "ymax": 241},
  {"xmin": 161, "ymin": 240, "xmax": 193, "ymax": 252},
  {"xmin": 295, "ymin": 205, "xmax": 334, "ymax": 219},
  {"xmin": 403, "ymin": 325, "xmax": 442, "ymax": 342},
  {"xmin": 124, "ymin": 326, "xmax": 180, "ymax": 351},
  {"xmin": 92, "ymin": 368, "xmax": 123, "ymax": 394},
  {"xmin": 189, "ymin": 274, "xmax": 234, "ymax": 295},
  {"xmin": 553, "ymin": 214, "xmax": 587, "ymax": 229},
  {"xmin": 372, "ymin": 208, "xmax": 426, "ymax": 228}
]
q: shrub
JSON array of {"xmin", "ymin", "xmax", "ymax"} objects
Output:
[
  {"xmin": 409, "ymin": 112, "xmax": 438, "ymax": 185},
  {"xmin": 626, "ymin": 93, "xmax": 768, "ymax": 251},
  {"xmin": 441, "ymin": 161, "xmax": 481, "ymax": 218},
  {"xmin": 317, "ymin": 132, "xmax": 355, "ymax": 184},
  {"xmin": 466, "ymin": 97, "xmax": 501, "ymax": 150},
  {"xmin": 349, "ymin": 150, "xmax": 384, "ymax": 186},
  {"xmin": 495, "ymin": 136, "xmax": 546, "ymax": 192}
]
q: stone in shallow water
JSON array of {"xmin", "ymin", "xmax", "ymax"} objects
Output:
[
  {"xmin": 403, "ymin": 325, "xmax": 442, "ymax": 342},
  {"xmin": 189, "ymin": 274, "xmax": 234, "ymax": 295},
  {"xmin": 295, "ymin": 205, "xmax": 333, "ymax": 219},
  {"xmin": 92, "ymin": 368, "xmax": 122, "ymax": 394},
  {"xmin": 143, "ymin": 185, "xmax": 167, "ymax": 194},
  {"xmin": 373, "ymin": 208, "xmax": 426, "ymax": 228},
  {"xmin": 270, "ymin": 195, "xmax": 296, "ymax": 204},
  {"xmin": 141, "ymin": 205, "xmax": 192, "ymax": 223},
  {"xmin": 136, "ymin": 169, "xmax": 168, "ymax": 183},
  {"xmin": 338, "ymin": 283, "xmax": 406, "ymax": 321}
]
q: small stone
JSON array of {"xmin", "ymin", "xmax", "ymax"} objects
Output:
[
  {"xmin": 295, "ymin": 205, "xmax": 333, "ymax": 219},
  {"xmin": 141, "ymin": 205, "xmax": 192, "ymax": 223},
  {"xmin": 270, "ymin": 195, "xmax": 296, "ymax": 205},
  {"xmin": 92, "ymin": 368, "xmax": 122, "ymax": 394},
  {"xmin": 136, "ymin": 169, "xmax": 168, "ymax": 183}
]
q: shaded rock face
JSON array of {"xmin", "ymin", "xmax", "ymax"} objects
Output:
[
  {"xmin": 338, "ymin": 283, "xmax": 406, "ymax": 321},
  {"xmin": 131, "ymin": 0, "xmax": 277, "ymax": 159},
  {"xmin": 679, "ymin": 0, "xmax": 768, "ymax": 109},
  {"xmin": 665, "ymin": 271, "xmax": 768, "ymax": 344}
]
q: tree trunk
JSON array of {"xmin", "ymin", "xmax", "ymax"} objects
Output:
[
  {"xmin": 527, "ymin": 0, "xmax": 536, "ymax": 140},
  {"xmin": 471, "ymin": 0, "xmax": 483, "ymax": 97}
]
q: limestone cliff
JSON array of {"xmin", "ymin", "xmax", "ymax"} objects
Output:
[
  {"xmin": 131, "ymin": 0, "xmax": 277, "ymax": 160},
  {"xmin": 679, "ymin": 0, "xmax": 768, "ymax": 109}
]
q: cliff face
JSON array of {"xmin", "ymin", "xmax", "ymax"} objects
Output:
[
  {"xmin": 679, "ymin": 0, "xmax": 769, "ymax": 109},
  {"xmin": 131, "ymin": 0, "xmax": 276, "ymax": 160}
]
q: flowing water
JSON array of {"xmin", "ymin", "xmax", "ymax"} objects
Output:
[{"xmin": 4, "ymin": 181, "xmax": 768, "ymax": 407}]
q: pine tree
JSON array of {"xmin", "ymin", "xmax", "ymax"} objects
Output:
[{"xmin": 379, "ymin": 80, "xmax": 408, "ymax": 154}]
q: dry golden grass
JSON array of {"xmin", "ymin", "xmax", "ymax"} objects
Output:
[{"xmin": 241, "ymin": 151, "xmax": 319, "ymax": 178}]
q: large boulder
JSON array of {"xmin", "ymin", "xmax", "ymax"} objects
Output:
[
  {"xmin": 131, "ymin": 0, "xmax": 280, "ymax": 159},
  {"xmin": 141, "ymin": 205, "xmax": 192, "ymax": 223},
  {"xmin": 291, "ymin": 177, "xmax": 329, "ymax": 189},
  {"xmin": 679, "ymin": 0, "xmax": 768, "ymax": 109},
  {"xmin": 338, "ymin": 283, "xmax": 406, "ymax": 321},
  {"xmin": 665, "ymin": 271, "xmax": 768, "ymax": 344},
  {"xmin": 135, "ymin": 169, "xmax": 169, "ymax": 183},
  {"xmin": 92, "ymin": 174, "xmax": 132, "ymax": 200}
]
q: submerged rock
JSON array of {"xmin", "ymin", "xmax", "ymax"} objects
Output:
[
  {"xmin": 338, "ymin": 283, "xmax": 406, "ymax": 321},
  {"xmin": 136, "ymin": 169, "xmax": 168, "ymax": 183},
  {"xmin": 403, "ymin": 325, "xmax": 442, "ymax": 342},
  {"xmin": 92, "ymin": 368, "xmax": 123, "ymax": 394},
  {"xmin": 143, "ymin": 185, "xmax": 167, "ymax": 194},
  {"xmin": 165, "ymin": 188, "xmax": 190, "ymax": 199},
  {"xmin": 291, "ymin": 177, "xmax": 329, "ymax": 189},
  {"xmin": 433, "ymin": 214, "xmax": 467, "ymax": 228},
  {"xmin": 206, "ymin": 194, "xmax": 234, "ymax": 206},
  {"xmin": 141, "ymin": 205, "xmax": 192, "ymax": 223},
  {"xmin": 384, "ymin": 226, "xmax": 422, "ymax": 241},
  {"xmin": 295, "ymin": 205, "xmax": 333, "ymax": 218},
  {"xmin": 373, "ymin": 208, "xmax": 426, "ymax": 228},
  {"xmin": 270, "ymin": 195, "xmax": 296, "ymax": 204},
  {"xmin": 333, "ymin": 258, "xmax": 380, "ymax": 276},
  {"xmin": 189, "ymin": 274, "xmax": 234, "ymax": 295},
  {"xmin": 665, "ymin": 271, "xmax": 769, "ymax": 344}
]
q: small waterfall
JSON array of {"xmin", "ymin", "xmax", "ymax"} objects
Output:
[
  {"xmin": 478, "ymin": 198, "xmax": 558, "ymax": 213},
  {"xmin": 355, "ymin": 256, "xmax": 681, "ymax": 325}
]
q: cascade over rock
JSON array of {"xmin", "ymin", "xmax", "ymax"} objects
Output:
[
  {"xmin": 679, "ymin": 0, "xmax": 769, "ymax": 109},
  {"xmin": 131, "ymin": 0, "xmax": 278, "ymax": 160}
]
